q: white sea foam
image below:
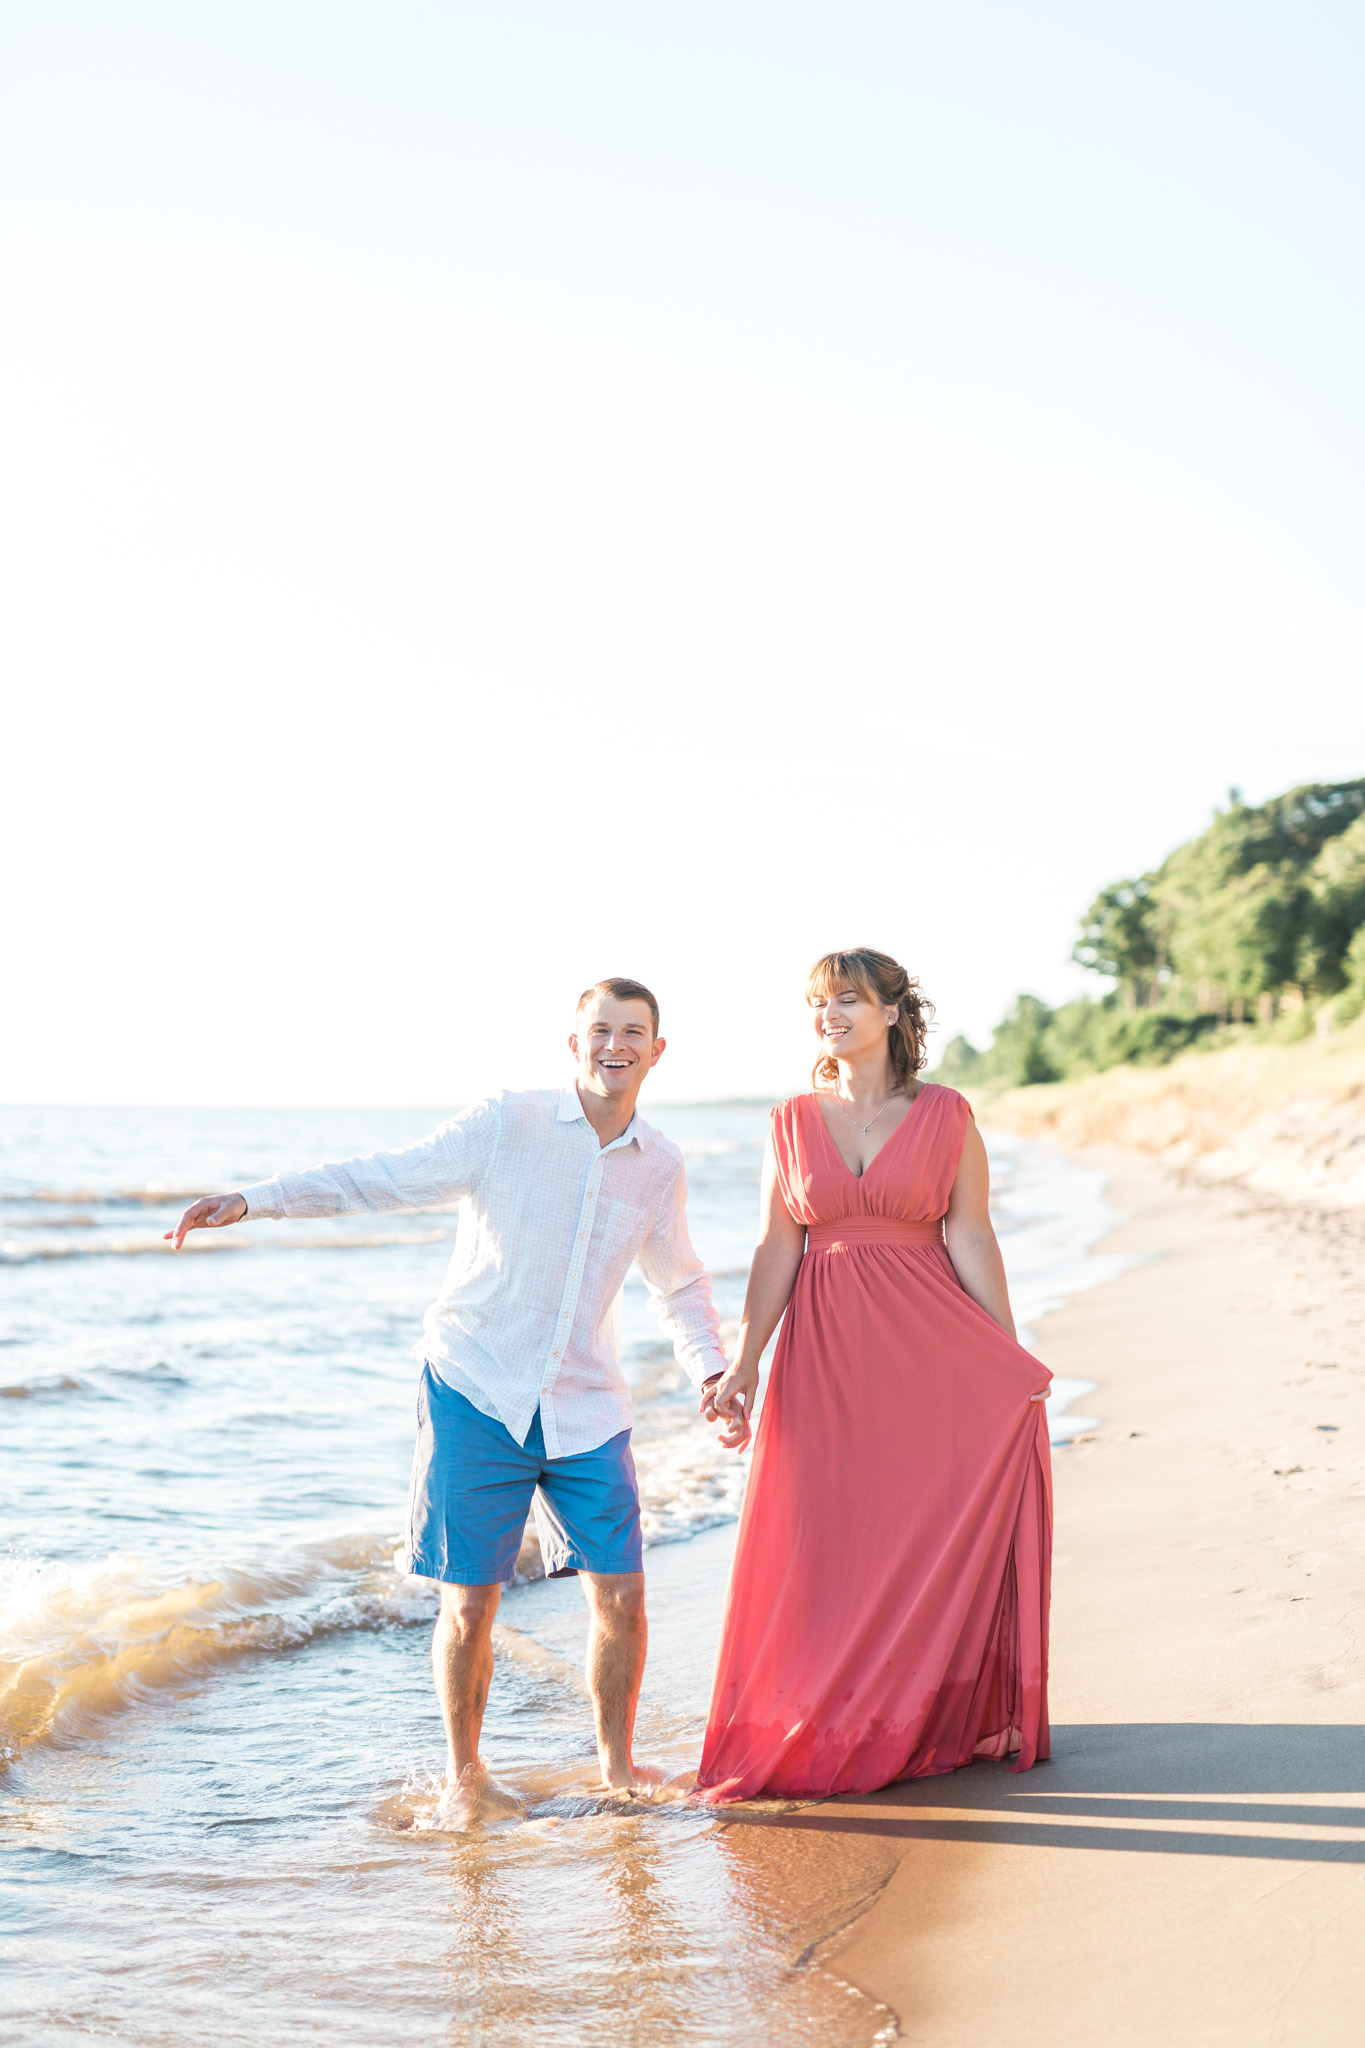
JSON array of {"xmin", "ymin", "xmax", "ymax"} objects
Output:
[{"xmin": 0, "ymin": 1536, "xmax": 433, "ymax": 1762}]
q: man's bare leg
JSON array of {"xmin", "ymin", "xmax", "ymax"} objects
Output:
[
  {"xmin": 581, "ymin": 1571, "xmax": 647, "ymax": 1789},
  {"xmin": 432, "ymin": 1581, "xmax": 502, "ymax": 1793}
]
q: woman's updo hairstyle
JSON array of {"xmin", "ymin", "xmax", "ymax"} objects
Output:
[{"xmin": 808, "ymin": 947, "xmax": 935, "ymax": 1093}]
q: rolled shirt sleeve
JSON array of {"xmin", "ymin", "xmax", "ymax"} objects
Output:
[
  {"xmin": 239, "ymin": 1100, "xmax": 500, "ymax": 1220},
  {"xmin": 634, "ymin": 1163, "xmax": 730, "ymax": 1387}
]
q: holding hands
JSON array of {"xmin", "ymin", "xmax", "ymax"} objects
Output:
[
  {"xmin": 700, "ymin": 1362, "xmax": 758, "ymax": 1454},
  {"xmin": 165, "ymin": 1193, "xmax": 247, "ymax": 1249}
]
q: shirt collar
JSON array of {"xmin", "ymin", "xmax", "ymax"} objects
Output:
[{"xmin": 557, "ymin": 1086, "xmax": 644, "ymax": 1149}]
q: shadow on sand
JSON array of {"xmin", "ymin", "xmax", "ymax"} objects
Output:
[{"xmin": 721, "ymin": 1724, "xmax": 1365, "ymax": 1864}]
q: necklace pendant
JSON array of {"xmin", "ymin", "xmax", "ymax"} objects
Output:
[{"xmin": 833, "ymin": 1089, "xmax": 897, "ymax": 1139}]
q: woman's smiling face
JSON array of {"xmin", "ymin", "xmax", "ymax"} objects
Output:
[{"xmin": 809, "ymin": 981, "xmax": 897, "ymax": 1065}]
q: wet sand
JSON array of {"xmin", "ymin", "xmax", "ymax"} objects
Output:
[{"xmin": 743, "ymin": 1160, "xmax": 1365, "ymax": 2044}]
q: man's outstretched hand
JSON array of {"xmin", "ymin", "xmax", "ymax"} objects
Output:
[
  {"xmin": 165, "ymin": 1193, "xmax": 247, "ymax": 1249},
  {"xmin": 700, "ymin": 1364, "xmax": 757, "ymax": 1454}
]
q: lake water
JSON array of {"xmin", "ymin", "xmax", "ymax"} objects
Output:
[{"xmin": 0, "ymin": 1101, "xmax": 1124, "ymax": 2046}]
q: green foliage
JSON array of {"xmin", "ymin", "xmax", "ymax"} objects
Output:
[
  {"xmin": 933, "ymin": 995, "xmax": 1218, "ymax": 1090},
  {"xmin": 933, "ymin": 1034, "xmax": 984, "ymax": 1084},
  {"xmin": 1335, "ymin": 925, "xmax": 1365, "ymax": 1026},
  {"xmin": 1038, "ymin": 999, "xmax": 1215, "ymax": 1074},
  {"xmin": 1072, "ymin": 878, "xmax": 1159, "ymax": 983},
  {"xmin": 1072, "ymin": 780, "xmax": 1365, "ymax": 1005},
  {"xmin": 1302, "ymin": 812, "xmax": 1365, "ymax": 991},
  {"xmin": 936, "ymin": 777, "xmax": 1365, "ymax": 1091},
  {"xmin": 983, "ymin": 995, "xmax": 1060, "ymax": 1087}
]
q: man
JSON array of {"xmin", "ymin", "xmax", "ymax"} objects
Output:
[{"xmin": 168, "ymin": 977, "xmax": 746, "ymax": 1819}]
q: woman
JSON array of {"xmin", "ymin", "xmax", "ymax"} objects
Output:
[{"xmin": 696, "ymin": 948, "xmax": 1052, "ymax": 1803}]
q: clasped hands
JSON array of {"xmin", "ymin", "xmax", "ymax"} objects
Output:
[{"xmin": 700, "ymin": 1364, "xmax": 757, "ymax": 1454}]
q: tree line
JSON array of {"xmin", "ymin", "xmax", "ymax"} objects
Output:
[{"xmin": 935, "ymin": 779, "xmax": 1365, "ymax": 1090}]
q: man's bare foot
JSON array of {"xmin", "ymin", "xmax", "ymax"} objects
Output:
[
  {"xmin": 423, "ymin": 1758, "xmax": 521, "ymax": 1830},
  {"xmin": 427, "ymin": 1758, "xmax": 488, "ymax": 1830},
  {"xmin": 597, "ymin": 1759, "xmax": 665, "ymax": 1797}
]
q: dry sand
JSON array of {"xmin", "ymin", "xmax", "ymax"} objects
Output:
[{"xmin": 731, "ymin": 1156, "xmax": 1365, "ymax": 2045}]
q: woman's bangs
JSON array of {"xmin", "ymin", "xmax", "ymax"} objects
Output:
[{"xmin": 806, "ymin": 952, "xmax": 877, "ymax": 1008}]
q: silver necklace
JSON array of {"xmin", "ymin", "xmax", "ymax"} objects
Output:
[{"xmin": 832, "ymin": 1091, "xmax": 899, "ymax": 1137}]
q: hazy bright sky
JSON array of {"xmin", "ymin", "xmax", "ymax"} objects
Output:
[{"xmin": 3, "ymin": 2, "xmax": 1362, "ymax": 1105}]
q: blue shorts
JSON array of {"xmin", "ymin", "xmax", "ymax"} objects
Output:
[{"xmin": 404, "ymin": 1364, "xmax": 644, "ymax": 1586}]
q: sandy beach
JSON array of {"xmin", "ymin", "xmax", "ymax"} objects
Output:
[{"xmin": 739, "ymin": 1151, "xmax": 1365, "ymax": 2043}]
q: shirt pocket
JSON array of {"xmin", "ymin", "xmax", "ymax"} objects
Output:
[{"xmin": 598, "ymin": 1197, "xmax": 652, "ymax": 1266}]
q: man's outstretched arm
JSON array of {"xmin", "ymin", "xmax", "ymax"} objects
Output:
[{"xmin": 165, "ymin": 1101, "xmax": 500, "ymax": 1249}]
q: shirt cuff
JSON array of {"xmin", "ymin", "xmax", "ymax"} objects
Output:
[
  {"xmin": 238, "ymin": 1180, "xmax": 283, "ymax": 1220},
  {"xmin": 686, "ymin": 1347, "xmax": 731, "ymax": 1389}
]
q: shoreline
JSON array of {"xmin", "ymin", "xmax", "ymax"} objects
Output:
[{"xmin": 744, "ymin": 1153, "xmax": 1365, "ymax": 2044}]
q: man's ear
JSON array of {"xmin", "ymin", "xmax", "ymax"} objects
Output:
[
  {"xmin": 568, "ymin": 1031, "xmax": 581, "ymax": 1064},
  {"xmin": 649, "ymin": 1035, "xmax": 667, "ymax": 1070}
]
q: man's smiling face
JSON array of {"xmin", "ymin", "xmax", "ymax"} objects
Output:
[{"xmin": 569, "ymin": 995, "xmax": 665, "ymax": 1104}]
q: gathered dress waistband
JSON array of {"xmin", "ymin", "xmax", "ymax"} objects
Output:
[{"xmin": 805, "ymin": 1216, "xmax": 945, "ymax": 1251}]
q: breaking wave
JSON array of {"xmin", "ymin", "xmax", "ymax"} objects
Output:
[
  {"xmin": 0, "ymin": 1537, "xmax": 439, "ymax": 1766},
  {"xmin": 0, "ymin": 1372, "xmax": 87, "ymax": 1401}
]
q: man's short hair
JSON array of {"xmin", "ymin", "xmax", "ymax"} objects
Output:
[{"xmin": 575, "ymin": 977, "xmax": 660, "ymax": 1039}]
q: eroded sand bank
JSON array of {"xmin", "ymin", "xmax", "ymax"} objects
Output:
[{"xmin": 741, "ymin": 1160, "xmax": 1365, "ymax": 2045}]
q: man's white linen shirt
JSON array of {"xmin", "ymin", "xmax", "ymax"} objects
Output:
[{"xmin": 237, "ymin": 1089, "xmax": 729, "ymax": 1458}]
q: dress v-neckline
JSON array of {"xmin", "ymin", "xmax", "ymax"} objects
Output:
[{"xmin": 809, "ymin": 1084, "xmax": 934, "ymax": 1183}]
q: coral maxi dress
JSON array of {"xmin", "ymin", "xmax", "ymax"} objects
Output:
[{"xmin": 697, "ymin": 1085, "xmax": 1053, "ymax": 1804}]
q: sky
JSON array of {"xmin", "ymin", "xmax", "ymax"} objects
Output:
[{"xmin": 2, "ymin": 1, "xmax": 1362, "ymax": 1105}]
